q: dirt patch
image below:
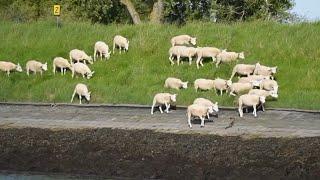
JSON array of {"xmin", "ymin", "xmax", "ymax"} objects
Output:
[{"xmin": 0, "ymin": 128, "xmax": 319, "ymax": 179}]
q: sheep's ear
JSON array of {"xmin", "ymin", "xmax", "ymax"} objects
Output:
[
  {"xmin": 91, "ymin": 71, "xmax": 95, "ymax": 74},
  {"xmin": 45, "ymin": 62, "xmax": 47, "ymax": 65},
  {"xmin": 88, "ymin": 91, "xmax": 91, "ymax": 95}
]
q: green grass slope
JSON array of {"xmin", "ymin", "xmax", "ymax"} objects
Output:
[{"xmin": 0, "ymin": 21, "xmax": 319, "ymax": 109}]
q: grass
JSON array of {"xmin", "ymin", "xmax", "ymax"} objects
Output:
[{"xmin": 0, "ymin": 20, "xmax": 320, "ymax": 109}]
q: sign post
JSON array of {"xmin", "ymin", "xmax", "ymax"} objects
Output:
[{"xmin": 53, "ymin": 5, "xmax": 61, "ymax": 28}]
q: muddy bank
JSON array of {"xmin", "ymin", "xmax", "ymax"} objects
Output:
[{"xmin": 0, "ymin": 128, "xmax": 319, "ymax": 179}]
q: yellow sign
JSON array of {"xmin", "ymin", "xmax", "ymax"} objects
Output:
[{"xmin": 53, "ymin": 5, "xmax": 61, "ymax": 16}]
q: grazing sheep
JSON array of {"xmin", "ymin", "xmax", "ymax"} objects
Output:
[
  {"xmin": 260, "ymin": 79, "xmax": 279, "ymax": 93},
  {"xmin": 71, "ymin": 62, "xmax": 95, "ymax": 79},
  {"xmin": 94, "ymin": 41, "xmax": 111, "ymax": 61},
  {"xmin": 230, "ymin": 64, "xmax": 256, "ymax": 80},
  {"xmin": 248, "ymin": 89, "xmax": 278, "ymax": 111},
  {"xmin": 196, "ymin": 47, "xmax": 222, "ymax": 69},
  {"xmin": 70, "ymin": 83, "xmax": 91, "ymax": 104},
  {"xmin": 227, "ymin": 81, "xmax": 260, "ymax": 96},
  {"xmin": 170, "ymin": 35, "xmax": 196, "ymax": 47},
  {"xmin": 254, "ymin": 63, "xmax": 277, "ymax": 79},
  {"xmin": 69, "ymin": 49, "xmax": 93, "ymax": 64},
  {"xmin": 216, "ymin": 51, "xmax": 245, "ymax": 68},
  {"xmin": 53, "ymin": 57, "xmax": 72, "ymax": 75},
  {"xmin": 168, "ymin": 46, "xmax": 197, "ymax": 65},
  {"xmin": 193, "ymin": 98, "xmax": 219, "ymax": 119},
  {"xmin": 238, "ymin": 75, "xmax": 271, "ymax": 83},
  {"xmin": 187, "ymin": 104, "xmax": 214, "ymax": 128},
  {"xmin": 151, "ymin": 93, "xmax": 177, "ymax": 115},
  {"xmin": 26, "ymin": 60, "xmax": 47, "ymax": 76},
  {"xmin": 238, "ymin": 94, "xmax": 266, "ymax": 117},
  {"xmin": 194, "ymin": 79, "xmax": 215, "ymax": 91},
  {"xmin": 113, "ymin": 35, "xmax": 129, "ymax": 54},
  {"xmin": 0, "ymin": 61, "xmax": 22, "ymax": 76},
  {"xmin": 213, "ymin": 78, "xmax": 230, "ymax": 96},
  {"xmin": 164, "ymin": 77, "xmax": 188, "ymax": 90}
]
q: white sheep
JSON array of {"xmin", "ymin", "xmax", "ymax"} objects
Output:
[
  {"xmin": 248, "ymin": 89, "xmax": 278, "ymax": 111},
  {"xmin": 187, "ymin": 104, "xmax": 214, "ymax": 128},
  {"xmin": 238, "ymin": 94, "xmax": 266, "ymax": 117},
  {"xmin": 216, "ymin": 51, "xmax": 245, "ymax": 68},
  {"xmin": 168, "ymin": 46, "xmax": 197, "ymax": 65},
  {"xmin": 94, "ymin": 41, "xmax": 111, "ymax": 61},
  {"xmin": 0, "ymin": 61, "xmax": 22, "ymax": 76},
  {"xmin": 113, "ymin": 35, "xmax": 129, "ymax": 54},
  {"xmin": 71, "ymin": 62, "xmax": 95, "ymax": 79},
  {"xmin": 227, "ymin": 81, "xmax": 260, "ymax": 96},
  {"xmin": 151, "ymin": 93, "xmax": 177, "ymax": 115},
  {"xmin": 213, "ymin": 78, "xmax": 230, "ymax": 96},
  {"xmin": 70, "ymin": 83, "xmax": 91, "ymax": 104},
  {"xmin": 26, "ymin": 60, "xmax": 47, "ymax": 76},
  {"xmin": 196, "ymin": 47, "xmax": 222, "ymax": 69},
  {"xmin": 164, "ymin": 77, "xmax": 188, "ymax": 90},
  {"xmin": 238, "ymin": 75, "xmax": 271, "ymax": 83},
  {"xmin": 259, "ymin": 79, "xmax": 279, "ymax": 93},
  {"xmin": 53, "ymin": 57, "xmax": 72, "ymax": 75},
  {"xmin": 69, "ymin": 49, "xmax": 93, "ymax": 64},
  {"xmin": 193, "ymin": 98, "xmax": 219, "ymax": 119},
  {"xmin": 194, "ymin": 79, "xmax": 215, "ymax": 91},
  {"xmin": 230, "ymin": 64, "xmax": 256, "ymax": 80},
  {"xmin": 254, "ymin": 63, "xmax": 277, "ymax": 79},
  {"xmin": 170, "ymin": 35, "xmax": 196, "ymax": 47}
]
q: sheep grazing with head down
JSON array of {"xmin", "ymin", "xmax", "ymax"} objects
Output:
[
  {"xmin": 94, "ymin": 41, "xmax": 111, "ymax": 61},
  {"xmin": 69, "ymin": 49, "xmax": 93, "ymax": 64},
  {"xmin": 187, "ymin": 104, "xmax": 214, "ymax": 128},
  {"xmin": 168, "ymin": 46, "xmax": 197, "ymax": 65},
  {"xmin": 259, "ymin": 79, "xmax": 279, "ymax": 93},
  {"xmin": 196, "ymin": 47, "xmax": 223, "ymax": 69},
  {"xmin": 113, "ymin": 35, "xmax": 129, "ymax": 54},
  {"xmin": 26, "ymin": 60, "xmax": 47, "ymax": 76},
  {"xmin": 238, "ymin": 94, "xmax": 266, "ymax": 117},
  {"xmin": 0, "ymin": 61, "xmax": 22, "ymax": 76},
  {"xmin": 53, "ymin": 57, "xmax": 72, "ymax": 75},
  {"xmin": 71, "ymin": 83, "xmax": 91, "ymax": 104},
  {"xmin": 170, "ymin": 35, "xmax": 197, "ymax": 47},
  {"xmin": 71, "ymin": 62, "xmax": 95, "ymax": 79},
  {"xmin": 151, "ymin": 93, "xmax": 177, "ymax": 115},
  {"xmin": 254, "ymin": 63, "xmax": 277, "ymax": 79},
  {"xmin": 216, "ymin": 51, "xmax": 245, "ymax": 68},
  {"xmin": 230, "ymin": 64, "xmax": 256, "ymax": 80},
  {"xmin": 164, "ymin": 77, "xmax": 188, "ymax": 90},
  {"xmin": 193, "ymin": 98, "xmax": 219, "ymax": 119}
]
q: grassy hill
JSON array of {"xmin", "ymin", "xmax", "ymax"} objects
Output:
[{"xmin": 0, "ymin": 20, "xmax": 319, "ymax": 109}]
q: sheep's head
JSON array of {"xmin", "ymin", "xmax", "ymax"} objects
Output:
[
  {"xmin": 272, "ymin": 85, "xmax": 279, "ymax": 94},
  {"xmin": 207, "ymin": 106, "xmax": 214, "ymax": 114},
  {"xmin": 259, "ymin": 96, "xmax": 266, "ymax": 104},
  {"xmin": 16, "ymin": 63, "xmax": 23, "ymax": 72},
  {"xmin": 125, "ymin": 41, "xmax": 129, "ymax": 51},
  {"xmin": 270, "ymin": 66, "xmax": 277, "ymax": 74},
  {"xmin": 86, "ymin": 71, "xmax": 95, "ymax": 79},
  {"xmin": 182, "ymin": 81, "xmax": 188, "ymax": 89},
  {"xmin": 270, "ymin": 91, "xmax": 278, "ymax": 98},
  {"xmin": 226, "ymin": 80, "xmax": 233, "ymax": 87},
  {"xmin": 87, "ymin": 56, "xmax": 93, "ymax": 64},
  {"xmin": 106, "ymin": 51, "xmax": 111, "ymax": 60},
  {"xmin": 190, "ymin": 37, "xmax": 197, "ymax": 46},
  {"xmin": 212, "ymin": 102, "xmax": 219, "ymax": 112},
  {"xmin": 170, "ymin": 94, "xmax": 177, "ymax": 102},
  {"xmin": 42, "ymin": 62, "xmax": 48, "ymax": 71},
  {"xmin": 85, "ymin": 91, "xmax": 91, "ymax": 101},
  {"xmin": 239, "ymin": 52, "xmax": 245, "ymax": 59}
]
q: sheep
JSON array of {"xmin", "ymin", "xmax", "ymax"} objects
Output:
[
  {"xmin": 94, "ymin": 41, "xmax": 111, "ymax": 61},
  {"xmin": 151, "ymin": 93, "xmax": 177, "ymax": 115},
  {"xmin": 170, "ymin": 35, "xmax": 196, "ymax": 47},
  {"xmin": 259, "ymin": 79, "xmax": 279, "ymax": 93},
  {"xmin": 187, "ymin": 104, "xmax": 214, "ymax": 128},
  {"xmin": 193, "ymin": 98, "xmax": 219, "ymax": 119},
  {"xmin": 238, "ymin": 94, "xmax": 266, "ymax": 117},
  {"xmin": 53, "ymin": 57, "xmax": 72, "ymax": 75},
  {"xmin": 164, "ymin": 77, "xmax": 188, "ymax": 90},
  {"xmin": 0, "ymin": 61, "xmax": 22, "ymax": 76},
  {"xmin": 69, "ymin": 49, "xmax": 93, "ymax": 64},
  {"xmin": 237, "ymin": 75, "xmax": 271, "ymax": 83},
  {"xmin": 168, "ymin": 46, "xmax": 197, "ymax": 65},
  {"xmin": 213, "ymin": 78, "xmax": 230, "ymax": 96},
  {"xmin": 71, "ymin": 62, "xmax": 95, "ymax": 79},
  {"xmin": 70, "ymin": 83, "xmax": 91, "ymax": 104},
  {"xmin": 26, "ymin": 60, "xmax": 47, "ymax": 76},
  {"xmin": 195, "ymin": 47, "xmax": 222, "ymax": 69},
  {"xmin": 248, "ymin": 89, "xmax": 278, "ymax": 111},
  {"xmin": 230, "ymin": 64, "xmax": 256, "ymax": 80},
  {"xmin": 254, "ymin": 63, "xmax": 277, "ymax": 79},
  {"xmin": 227, "ymin": 80, "xmax": 260, "ymax": 96},
  {"xmin": 113, "ymin": 35, "xmax": 129, "ymax": 54},
  {"xmin": 194, "ymin": 79, "xmax": 215, "ymax": 91},
  {"xmin": 216, "ymin": 51, "xmax": 245, "ymax": 68}
]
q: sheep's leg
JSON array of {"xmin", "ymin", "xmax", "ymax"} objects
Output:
[
  {"xmin": 70, "ymin": 90, "xmax": 76, "ymax": 103},
  {"xmin": 214, "ymin": 87, "xmax": 218, "ymax": 96},
  {"xmin": 189, "ymin": 56, "xmax": 192, "ymax": 65},
  {"xmin": 100, "ymin": 53, "xmax": 103, "ymax": 61},
  {"xmin": 64, "ymin": 68, "xmax": 67, "ymax": 75},
  {"xmin": 60, "ymin": 68, "xmax": 63, "ymax": 75},
  {"xmin": 215, "ymin": 59, "xmax": 220, "ymax": 68},
  {"xmin": 200, "ymin": 59, "xmax": 204, "ymax": 67},
  {"xmin": 200, "ymin": 116, "xmax": 205, "ymax": 127},
  {"xmin": 79, "ymin": 95, "xmax": 82, "ymax": 105},
  {"xmin": 177, "ymin": 55, "xmax": 180, "ymax": 66},
  {"xmin": 151, "ymin": 102, "xmax": 155, "ymax": 115},
  {"xmin": 6, "ymin": 71, "xmax": 10, "ymax": 77},
  {"xmin": 165, "ymin": 103, "xmax": 170, "ymax": 113},
  {"xmin": 94, "ymin": 49, "xmax": 97, "ymax": 61},
  {"xmin": 27, "ymin": 69, "xmax": 29, "ymax": 76},
  {"xmin": 119, "ymin": 47, "xmax": 122, "ymax": 54},
  {"xmin": 261, "ymin": 104, "xmax": 265, "ymax": 112},
  {"xmin": 82, "ymin": 74, "xmax": 86, "ymax": 79},
  {"xmin": 159, "ymin": 105, "xmax": 163, "ymax": 114},
  {"xmin": 238, "ymin": 104, "xmax": 243, "ymax": 117},
  {"xmin": 207, "ymin": 112, "xmax": 210, "ymax": 120},
  {"xmin": 230, "ymin": 91, "xmax": 237, "ymax": 96},
  {"xmin": 253, "ymin": 105, "xmax": 257, "ymax": 117},
  {"xmin": 53, "ymin": 65, "xmax": 56, "ymax": 75},
  {"xmin": 211, "ymin": 56, "xmax": 216, "ymax": 63},
  {"xmin": 196, "ymin": 57, "xmax": 201, "ymax": 69},
  {"xmin": 113, "ymin": 43, "xmax": 115, "ymax": 54},
  {"xmin": 71, "ymin": 70, "xmax": 74, "ymax": 78},
  {"xmin": 220, "ymin": 90, "xmax": 223, "ymax": 96},
  {"xmin": 169, "ymin": 55, "xmax": 174, "ymax": 65},
  {"xmin": 187, "ymin": 113, "xmax": 192, "ymax": 128}
]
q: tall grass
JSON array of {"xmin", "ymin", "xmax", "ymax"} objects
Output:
[{"xmin": 0, "ymin": 20, "xmax": 319, "ymax": 109}]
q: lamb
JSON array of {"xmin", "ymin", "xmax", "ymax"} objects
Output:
[
  {"xmin": 194, "ymin": 79, "xmax": 215, "ymax": 91},
  {"xmin": 187, "ymin": 104, "xmax": 214, "ymax": 128},
  {"xmin": 238, "ymin": 94, "xmax": 266, "ymax": 117},
  {"xmin": 230, "ymin": 64, "xmax": 256, "ymax": 80},
  {"xmin": 71, "ymin": 62, "xmax": 95, "ymax": 79},
  {"xmin": 53, "ymin": 57, "xmax": 72, "ymax": 75},
  {"xmin": 0, "ymin": 61, "xmax": 22, "ymax": 76},
  {"xmin": 227, "ymin": 80, "xmax": 260, "ymax": 96},
  {"xmin": 26, "ymin": 60, "xmax": 47, "ymax": 76},
  {"xmin": 254, "ymin": 63, "xmax": 277, "ymax": 79},
  {"xmin": 259, "ymin": 79, "xmax": 279, "ymax": 93},
  {"xmin": 237, "ymin": 75, "xmax": 271, "ymax": 83},
  {"xmin": 193, "ymin": 98, "xmax": 219, "ymax": 119},
  {"xmin": 164, "ymin": 77, "xmax": 188, "ymax": 90},
  {"xmin": 170, "ymin": 35, "xmax": 196, "ymax": 47},
  {"xmin": 70, "ymin": 83, "xmax": 91, "ymax": 104},
  {"xmin": 168, "ymin": 46, "xmax": 197, "ymax": 65},
  {"xmin": 196, "ymin": 47, "xmax": 222, "ymax": 69},
  {"xmin": 69, "ymin": 49, "xmax": 93, "ymax": 64},
  {"xmin": 94, "ymin": 41, "xmax": 111, "ymax": 61},
  {"xmin": 113, "ymin": 35, "xmax": 129, "ymax": 54},
  {"xmin": 216, "ymin": 51, "xmax": 245, "ymax": 68},
  {"xmin": 151, "ymin": 93, "xmax": 177, "ymax": 115},
  {"xmin": 248, "ymin": 89, "xmax": 278, "ymax": 111},
  {"xmin": 213, "ymin": 78, "xmax": 230, "ymax": 95}
]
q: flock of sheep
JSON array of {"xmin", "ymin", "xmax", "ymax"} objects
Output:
[{"xmin": 0, "ymin": 34, "xmax": 279, "ymax": 128}]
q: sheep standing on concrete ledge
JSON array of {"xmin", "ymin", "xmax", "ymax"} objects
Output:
[
  {"xmin": 151, "ymin": 93, "xmax": 177, "ymax": 115},
  {"xmin": 164, "ymin": 77, "xmax": 188, "ymax": 90},
  {"xmin": 113, "ymin": 35, "xmax": 129, "ymax": 54},
  {"xmin": 0, "ymin": 61, "xmax": 22, "ymax": 76},
  {"xmin": 170, "ymin": 35, "xmax": 196, "ymax": 47},
  {"xmin": 94, "ymin": 41, "xmax": 111, "ymax": 61},
  {"xmin": 71, "ymin": 83, "xmax": 91, "ymax": 105},
  {"xmin": 26, "ymin": 60, "xmax": 47, "ymax": 76},
  {"xmin": 238, "ymin": 94, "xmax": 266, "ymax": 117},
  {"xmin": 69, "ymin": 49, "xmax": 93, "ymax": 64},
  {"xmin": 216, "ymin": 51, "xmax": 245, "ymax": 68},
  {"xmin": 187, "ymin": 104, "xmax": 214, "ymax": 128},
  {"xmin": 248, "ymin": 89, "xmax": 278, "ymax": 111},
  {"xmin": 53, "ymin": 57, "xmax": 72, "ymax": 75},
  {"xmin": 193, "ymin": 98, "xmax": 219, "ymax": 119}
]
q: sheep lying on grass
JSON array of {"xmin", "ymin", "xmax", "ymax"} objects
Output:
[
  {"xmin": 168, "ymin": 46, "xmax": 197, "ymax": 65},
  {"xmin": 193, "ymin": 98, "xmax": 219, "ymax": 119},
  {"xmin": 71, "ymin": 62, "xmax": 95, "ymax": 79},
  {"xmin": 71, "ymin": 83, "xmax": 91, "ymax": 105},
  {"xmin": 164, "ymin": 77, "xmax": 188, "ymax": 90},
  {"xmin": 171, "ymin": 35, "xmax": 196, "ymax": 47},
  {"xmin": 69, "ymin": 49, "xmax": 93, "ymax": 64},
  {"xmin": 26, "ymin": 60, "xmax": 47, "ymax": 76},
  {"xmin": 53, "ymin": 57, "xmax": 72, "ymax": 75},
  {"xmin": 94, "ymin": 41, "xmax": 111, "ymax": 61},
  {"xmin": 187, "ymin": 104, "xmax": 214, "ymax": 128},
  {"xmin": 238, "ymin": 94, "xmax": 266, "ymax": 117},
  {"xmin": 113, "ymin": 35, "xmax": 129, "ymax": 54},
  {"xmin": 151, "ymin": 93, "xmax": 177, "ymax": 115},
  {"xmin": 216, "ymin": 51, "xmax": 245, "ymax": 68},
  {"xmin": 0, "ymin": 61, "xmax": 22, "ymax": 76}
]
